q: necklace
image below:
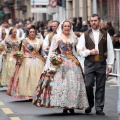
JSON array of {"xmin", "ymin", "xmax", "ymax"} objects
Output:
[
  {"xmin": 10, "ymin": 36, "xmax": 17, "ymax": 42},
  {"xmin": 29, "ymin": 37, "xmax": 35, "ymax": 41},
  {"xmin": 66, "ymin": 35, "xmax": 69, "ymax": 38},
  {"xmin": 63, "ymin": 33, "xmax": 70, "ymax": 38}
]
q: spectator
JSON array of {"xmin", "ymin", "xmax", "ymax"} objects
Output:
[
  {"xmin": 113, "ymin": 33, "xmax": 120, "ymax": 49},
  {"xmin": 80, "ymin": 21, "xmax": 88, "ymax": 32},
  {"xmin": 72, "ymin": 17, "xmax": 82, "ymax": 32},
  {"xmin": 100, "ymin": 21, "xmax": 107, "ymax": 31},
  {"xmin": 76, "ymin": 17, "xmax": 82, "ymax": 31},
  {"xmin": 105, "ymin": 22, "xmax": 115, "ymax": 36},
  {"xmin": 15, "ymin": 23, "xmax": 25, "ymax": 39},
  {"xmin": 72, "ymin": 17, "xmax": 77, "ymax": 32},
  {"xmin": 42, "ymin": 20, "xmax": 59, "ymax": 57}
]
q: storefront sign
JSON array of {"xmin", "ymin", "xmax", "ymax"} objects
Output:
[
  {"xmin": 31, "ymin": 8, "xmax": 47, "ymax": 13},
  {"xmin": 31, "ymin": 0, "xmax": 49, "ymax": 5}
]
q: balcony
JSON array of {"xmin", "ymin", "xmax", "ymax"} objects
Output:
[
  {"xmin": 3, "ymin": 0, "xmax": 14, "ymax": 3},
  {"xmin": 2, "ymin": 0, "xmax": 14, "ymax": 8},
  {"xmin": 15, "ymin": 5, "xmax": 27, "ymax": 11}
]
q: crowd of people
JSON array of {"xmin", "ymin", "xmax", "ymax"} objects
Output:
[{"xmin": 0, "ymin": 14, "xmax": 119, "ymax": 118}]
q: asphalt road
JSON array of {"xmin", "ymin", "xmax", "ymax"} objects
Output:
[{"xmin": 0, "ymin": 79, "xmax": 118, "ymax": 120}]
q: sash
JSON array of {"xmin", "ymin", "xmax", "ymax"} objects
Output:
[
  {"xmin": 58, "ymin": 40, "xmax": 84, "ymax": 74},
  {"xmin": 6, "ymin": 41, "xmax": 19, "ymax": 51},
  {"xmin": 22, "ymin": 39, "xmax": 45, "ymax": 63}
]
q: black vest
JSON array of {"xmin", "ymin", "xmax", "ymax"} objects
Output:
[{"xmin": 84, "ymin": 29, "xmax": 107, "ymax": 62}]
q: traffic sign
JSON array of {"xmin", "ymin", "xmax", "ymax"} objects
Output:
[{"xmin": 49, "ymin": 0, "xmax": 57, "ymax": 8}]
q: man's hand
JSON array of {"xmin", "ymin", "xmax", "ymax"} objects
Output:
[
  {"xmin": 90, "ymin": 49, "xmax": 98, "ymax": 55},
  {"xmin": 107, "ymin": 67, "xmax": 112, "ymax": 74}
]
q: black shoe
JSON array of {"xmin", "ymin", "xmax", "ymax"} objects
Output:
[
  {"xmin": 85, "ymin": 107, "xmax": 91, "ymax": 114},
  {"xmin": 96, "ymin": 110, "xmax": 105, "ymax": 115},
  {"xmin": 63, "ymin": 109, "xmax": 68, "ymax": 114},
  {"xmin": 69, "ymin": 109, "xmax": 74, "ymax": 114}
]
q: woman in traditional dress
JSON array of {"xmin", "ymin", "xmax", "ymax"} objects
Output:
[
  {"xmin": 0, "ymin": 28, "xmax": 7, "ymax": 85},
  {"xmin": 33, "ymin": 21, "xmax": 89, "ymax": 114},
  {"xmin": 7, "ymin": 26, "xmax": 45, "ymax": 99},
  {"xmin": 1, "ymin": 28, "xmax": 21, "ymax": 86}
]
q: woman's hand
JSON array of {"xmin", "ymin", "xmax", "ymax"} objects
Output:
[
  {"xmin": 12, "ymin": 51, "xmax": 23, "ymax": 59},
  {"xmin": 16, "ymin": 56, "xmax": 24, "ymax": 65}
]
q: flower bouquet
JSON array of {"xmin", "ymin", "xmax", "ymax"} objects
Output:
[
  {"xmin": 0, "ymin": 44, "xmax": 5, "ymax": 51},
  {"xmin": 50, "ymin": 54, "xmax": 62, "ymax": 66},
  {"xmin": 12, "ymin": 51, "xmax": 23, "ymax": 58}
]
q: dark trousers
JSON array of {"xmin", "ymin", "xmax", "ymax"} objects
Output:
[{"xmin": 84, "ymin": 59, "xmax": 106, "ymax": 111}]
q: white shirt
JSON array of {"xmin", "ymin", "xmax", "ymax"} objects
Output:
[
  {"xmin": 16, "ymin": 28, "xmax": 24, "ymax": 39},
  {"xmin": 76, "ymin": 29, "xmax": 114, "ymax": 68},
  {"xmin": 37, "ymin": 33, "xmax": 44, "ymax": 42},
  {"xmin": 5, "ymin": 28, "xmax": 10, "ymax": 37},
  {"xmin": 92, "ymin": 29, "xmax": 99, "ymax": 52},
  {"xmin": 42, "ymin": 34, "xmax": 50, "ymax": 50}
]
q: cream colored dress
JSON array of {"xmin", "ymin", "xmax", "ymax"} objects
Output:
[
  {"xmin": 7, "ymin": 38, "xmax": 45, "ymax": 99},
  {"xmin": 1, "ymin": 38, "xmax": 20, "ymax": 86},
  {"xmin": 0, "ymin": 40, "xmax": 6, "ymax": 84}
]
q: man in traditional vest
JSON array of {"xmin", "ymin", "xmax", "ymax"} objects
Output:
[
  {"xmin": 77, "ymin": 14, "xmax": 114, "ymax": 115},
  {"xmin": 42, "ymin": 20, "xmax": 60, "ymax": 56}
]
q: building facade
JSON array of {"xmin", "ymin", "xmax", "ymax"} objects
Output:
[
  {"xmin": 66, "ymin": 0, "xmax": 119, "ymax": 31},
  {"xmin": 0, "ymin": 0, "xmax": 119, "ymax": 31},
  {"xmin": 0, "ymin": 0, "xmax": 31, "ymax": 24},
  {"xmin": 0, "ymin": 0, "xmax": 15, "ymax": 23}
]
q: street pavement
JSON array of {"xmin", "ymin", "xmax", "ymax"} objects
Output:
[{"xmin": 0, "ymin": 76, "xmax": 119, "ymax": 120}]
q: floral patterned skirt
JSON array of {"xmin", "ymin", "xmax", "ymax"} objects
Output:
[
  {"xmin": 1, "ymin": 53, "xmax": 16, "ymax": 86},
  {"xmin": 7, "ymin": 57, "xmax": 44, "ymax": 99},
  {"xmin": 33, "ymin": 57, "xmax": 89, "ymax": 109}
]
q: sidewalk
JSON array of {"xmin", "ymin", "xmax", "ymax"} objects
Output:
[{"xmin": 107, "ymin": 76, "xmax": 118, "ymax": 85}]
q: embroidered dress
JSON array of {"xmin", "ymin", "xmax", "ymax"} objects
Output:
[
  {"xmin": 7, "ymin": 38, "xmax": 45, "ymax": 99},
  {"xmin": 0, "ymin": 40, "xmax": 5, "ymax": 72},
  {"xmin": 0, "ymin": 40, "xmax": 5, "ymax": 82},
  {"xmin": 33, "ymin": 38, "xmax": 89, "ymax": 109},
  {"xmin": 1, "ymin": 39, "xmax": 20, "ymax": 86}
]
